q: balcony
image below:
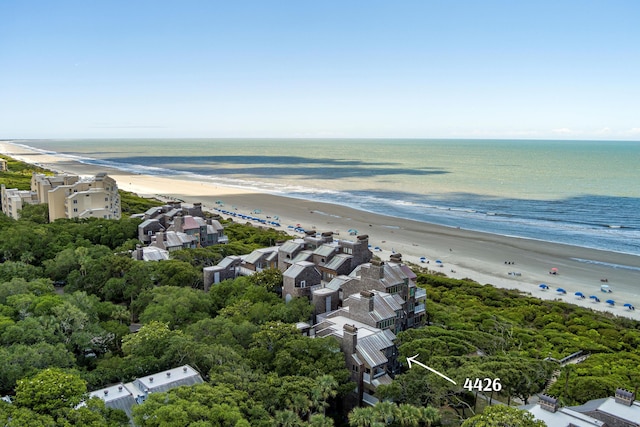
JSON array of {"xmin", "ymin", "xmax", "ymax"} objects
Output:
[
  {"xmin": 415, "ymin": 288, "xmax": 427, "ymax": 300},
  {"xmin": 414, "ymin": 303, "xmax": 426, "ymax": 314},
  {"xmin": 362, "ymin": 392, "xmax": 379, "ymax": 406}
]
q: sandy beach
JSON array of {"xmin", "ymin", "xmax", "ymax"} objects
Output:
[{"xmin": 2, "ymin": 140, "xmax": 640, "ymax": 321}]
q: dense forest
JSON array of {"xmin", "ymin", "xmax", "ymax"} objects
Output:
[{"xmin": 1, "ymin": 156, "xmax": 639, "ymax": 426}]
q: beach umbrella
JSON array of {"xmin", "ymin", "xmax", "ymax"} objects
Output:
[
  {"xmin": 420, "ymin": 256, "xmax": 427, "ymax": 263},
  {"xmin": 253, "ymin": 209, "xmax": 261, "ymax": 214},
  {"xmin": 623, "ymin": 303, "xmax": 635, "ymax": 310},
  {"xmin": 435, "ymin": 260, "xmax": 442, "ymax": 264},
  {"xmin": 556, "ymin": 288, "xmax": 566, "ymax": 294},
  {"xmin": 606, "ymin": 299, "xmax": 615, "ymax": 306},
  {"xmin": 539, "ymin": 284, "xmax": 549, "ymax": 290},
  {"xmin": 575, "ymin": 291, "xmax": 584, "ymax": 298},
  {"xmin": 374, "ymin": 246, "xmax": 381, "ymax": 251},
  {"xmin": 589, "ymin": 295, "xmax": 600, "ymax": 302},
  {"xmin": 274, "ymin": 216, "xmax": 279, "ymax": 220}
]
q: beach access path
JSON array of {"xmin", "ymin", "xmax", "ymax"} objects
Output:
[{"xmin": 2, "ymin": 140, "xmax": 639, "ymax": 321}]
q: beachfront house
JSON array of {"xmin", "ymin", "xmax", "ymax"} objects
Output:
[
  {"xmin": 150, "ymin": 230, "xmax": 197, "ymax": 252},
  {"xmin": 138, "ymin": 219, "xmax": 166, "ymax": 244},
  {"xmin": 203, "ymin": 256, "xmax": 243, "ymax": 290},
  {"xmin": 282, "ymin": 261, "xmax": 323, "ymax": 301},
  {"xmin": 168, "ymin": 215, "xmax": 227, "ymax": 246},
  {"xmin": 313, "ymin": 321, "xmax": 398, "ymax": 407},
  {"xmin": 313, "ymin": 257, "xmax": 426, "ymax": 330},
  {"xmin": 0, "ymin": 185, "xmax": 39, "ymax": 219}
]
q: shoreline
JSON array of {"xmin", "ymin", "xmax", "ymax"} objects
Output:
[{"xmin": 2, "ymin": 140, "xmax": 639, "ymax": 321}]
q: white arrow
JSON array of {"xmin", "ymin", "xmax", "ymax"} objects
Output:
[{"xmin": 406, "ymin": 354, "xmax": 457, "ymax": 385}]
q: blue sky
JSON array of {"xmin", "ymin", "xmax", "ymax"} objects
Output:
[{"xmin": 1, "ymin": 0, "xmax": 639, "ymax": 139}]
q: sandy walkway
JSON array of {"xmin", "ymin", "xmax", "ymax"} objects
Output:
[{"xmin": 2, "ymin": 141, "xmax": 639, "ymax": 321}]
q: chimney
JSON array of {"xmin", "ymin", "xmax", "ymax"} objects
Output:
[
  {"xmin": 615, "ymin": 388, "xmax": 635, "ymax": 406},
  {"xmin": 390, "ymin": 253, "xmax": 402, "ymax": 263},
  {"xmin": 174, "ymin": 215, "xmax": 184, "ymax": 232},
  {"xmin": 103, "ymin": 390, "xmax": 109, "ymax": 395},
  {"xmin": 118, "ymin": 385, "xmax": 123, "ymax": 392},
  {"xmin": 343, "ymin": 324, "xmax": 358, "ymax": 356},
  {"xmin": 360, "ymin": 290, "xmax": 375, "ymax": 312},
  {"xmin": 183, "ymin": 367, "xmax": 188, "ymax": 373},
  {"xmin": 368, "ymin": 259, "xmax": 385, "ymax": 279},
  {"xmin": 166, "ymin": 372, "xmax": 171, "ymax": 378},
  {"xmin": 149, "ymin": 377, "xmax": 154, "ymax": 383},
  {"xmin": 135, "ymin": 244, "xmax": 143, "ymax": 261},
  {"xmin": 321, "ymin": 231, "xmax": 334, "ymax": 243},
  {"xmin": 539, "ymin": 395, "xmax": 559, "ymax": 413}
]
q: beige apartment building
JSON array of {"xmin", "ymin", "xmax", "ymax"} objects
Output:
[
  {"xmin": 0, "ymin": 185, "xmax": 39, "ymax": 219},
  {"xmin": 31, "ymin": 172, "xmax": 121, "ymax": 221}
]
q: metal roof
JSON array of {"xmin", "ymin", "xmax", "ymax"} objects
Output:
[
  {"xmin": 356, "ymin": 332, "xmax": 394, "ymax": 368},
  {"xmin": 284, "ymin": 261, "xmax": 316, "ymax": 278},
  {"xmin": 291, "ymin": 250, "xmax": 314, "ymax": 263},
  {"xmin": 140, "ymin": 246, "xmax": 169, "ymax": 261},
  {"xmin": 314, "ymin": 245, "xmax": 338, "ymax": 257},
  {"xmin": 523, "ymin": 404, "xmax": 605, "ymax": 427},
  {"xmin": 279, "ymin": 240, "xmax": 305, "ymax": 253},
  {"xmin": 324, "ymin": 253, "xmax": 351, "ymax": 271},
  {"xmin": 133, "ymin": 365, "xmax": 204, "ymax": 395},
  {"xmin": 244, "ymin": 247, "xmax": 278, "ymax": 265},
  {"xmin": 571, "ymin": 397, "xmax": 640, "ymax": 425},
  {"xmin": 88, "ymin": 383, "xmax": 137, "ymax": 420}
]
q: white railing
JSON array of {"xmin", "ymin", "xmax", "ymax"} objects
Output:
[
  {"xmin": 414, "ymin": 303, "xmax": 426, "ymax": 314},
  {"xmin": 416, "ymin": 288, "xmax": 427, "ymax": 300}
]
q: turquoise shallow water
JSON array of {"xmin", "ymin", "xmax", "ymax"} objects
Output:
[{"xmin": 14, "ymin": 138, "xmax": 640, "ymax": 256}]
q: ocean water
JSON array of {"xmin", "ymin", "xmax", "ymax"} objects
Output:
[{"xmin": 13, "ymin": 138, "xmax": 640, "ymax": 257}]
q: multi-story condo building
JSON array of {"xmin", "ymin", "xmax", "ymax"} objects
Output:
[
  {"xmin": 0, "ymin": 185, "xmax": 39, "ymax": 219},
  {"xmin": 31, "ymin": 172, "xmax": 121, "ymax": 221}
]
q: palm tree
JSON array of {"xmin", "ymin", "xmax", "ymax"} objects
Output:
[
  {"xmin": 349, "ymin": 407, "xmax": 379, "ymax": 427},
  {"xmin": 373, "ymin": 401, "xmax": 396, "ymax": 425},
  {"xmin": 309, "ymin": 414, "xmax": 335, "ymax": 427},
  {"xmin": 312, "ymin": 375, "xmax": 338, "ymax": 415},
  {"xmin": 395, "ymin": 403, "xmax": 421, "ymax": 427},
  {"xmin": 419, "ymin": 406, "xmax": 440, "ymax": 427},
  {"xmin": 274, "ymin": 410, "xmax": 303, "ymax": 427}
]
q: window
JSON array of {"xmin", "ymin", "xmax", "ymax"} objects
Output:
[
  {"xmin": 299, "ymin": 280, "xmax": 306, "ymax": 288},
  {"xmin": 104, "ymin": 197, "xmax": 108, "ymax": 201},
  {"xmin": 73, "ymin": 199, "xmax": 78, "ymax": 204},
  {"xmin": 73, "ymin": 208, "xmax": 78, "ymax": 212},
  {"xmin": 343, "ymin": 247, "xmax": 353, "ymax": 254}
]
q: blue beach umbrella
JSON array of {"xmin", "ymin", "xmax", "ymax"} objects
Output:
[
  {"xmin": 623, "ymin": 303, "xmax": 635, "ymax": 310},
  {"xmin": 606, "ymin": 299, "xmax": 615, "ymax": 306},
  {"xmin": 435, "ymin": 260, "xmax": 442, "ymax": 264},
  {"xmin": 374, "ymin": 246, "xmax": 381, "ymax": 251},
  {"xmin": 589, "ymin": 295, "xmax": 600, "ymax": 302},
  {"xmin": 556, "ymin": 288, "xmax": 566, "ymax": 294},
  {"xmin": 575, "ymin": 291, "xmax": 584, "ymax": 297},
  {"xmin": 420, "ymin": 256, "xmax": 427, "ymax": 263},
  {"xmin": 539, "ymin": 284, "xmax": 549, "ymax": 290}
]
